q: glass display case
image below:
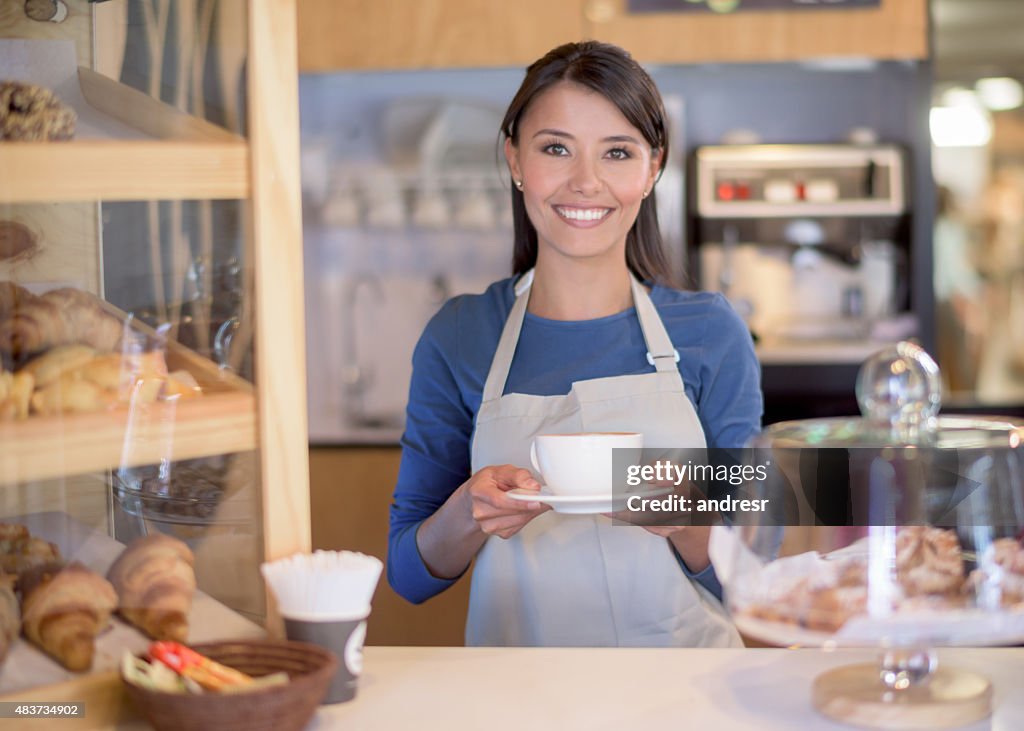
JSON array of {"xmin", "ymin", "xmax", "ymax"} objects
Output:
[
  {"xmin": 0, "ymin": 0, "xmax": 308, "ymax": 723},
  {"xmin": 712, "ymin": 342, "xmax": 1024, "ymax": 728}
]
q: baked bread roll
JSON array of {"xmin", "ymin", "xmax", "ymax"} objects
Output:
[
  {"xmin": 31, "ymin": 374, "xmax": 117, "ymax": 416},
  {"xmin": 0, "ymin": 287, "xmax": 122, "ymax": 359},
  {"xmin": 0, "ymin": 81, "xmax": 76, "ymax": 141},
  {"xmin": 0, "ymin": 573, "xmax": 18, "ymax": 668},
  {"xmin": 0, "ymin": 523, "xmax": 61, "ymax": 577},
  {"xmin": 107, "ymin": 534, "xmax": 195, "ymax": 642},
  {"xmin": 20, "ymin": 345, "xmax": 98, "ymax": 387},
  {"xmin": 20, "ymin": 562, "xmax": 117, "ymax": 672},
  {"xmin": 0, "ymin": 282, "xmax": 38, "ymax": 324},
  {"xmin": 28, "ymin": 350, "xmax": 169, "ymax": 415},
  {"xmin": 0, "ymin": 369, "xmax": 33, "ymax": 420}
]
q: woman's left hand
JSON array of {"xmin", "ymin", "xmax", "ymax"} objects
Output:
[{"xmin": 603, "ymin": 502, "xmax": 713, "ymax": 574}]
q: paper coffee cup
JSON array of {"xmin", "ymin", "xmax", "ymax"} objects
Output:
[
  {"xmin": 284, "ymin": 612, "xmax": 368, "ymax": 704},
  {"xmin": 261, "ymin": 551, "xmax": 382, "ymax": 704}
]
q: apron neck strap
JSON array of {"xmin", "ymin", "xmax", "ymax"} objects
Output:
[{"xmin": 482, "ymin": 268, "xmax": 680, "ymax": 402}]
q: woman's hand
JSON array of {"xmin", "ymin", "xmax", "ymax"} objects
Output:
[
  {"xmin": 416, "ymin": 464, "xmax": 549, "ymax": 580},
  {"xmin": 463, "ymin": 464, "xmax": 550, "ymax": 539},
  {"xmin": 602, "ymin": 477, "xmax": 714, "ymax": 574}
]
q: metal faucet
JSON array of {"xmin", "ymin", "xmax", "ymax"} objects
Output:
[{"xmin": 340, "ymin": 274, "xmax": 385, "ymax": 425}]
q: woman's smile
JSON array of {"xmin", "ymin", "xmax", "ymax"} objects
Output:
[{"xmin": 553, "ymin": 205, "xmax": 613, "ymax": 226}]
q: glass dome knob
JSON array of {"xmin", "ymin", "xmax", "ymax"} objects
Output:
[{"xmin": 856, "ymin": 341, "xmax": 942, "ymax": 441}]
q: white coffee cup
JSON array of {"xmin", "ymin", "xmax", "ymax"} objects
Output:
[{"xmin": 530, "ymin": 432, "xmax": 643, "ymax": 497}]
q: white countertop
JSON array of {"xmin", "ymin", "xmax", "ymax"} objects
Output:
[{"xmin": 304, "ymin": 646, "xmax": 1022, "ymax": 731}]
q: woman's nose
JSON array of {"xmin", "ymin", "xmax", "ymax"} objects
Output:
[{"xmin": 569, "ymin": 156, "xmax": 602, "ymax": 196}]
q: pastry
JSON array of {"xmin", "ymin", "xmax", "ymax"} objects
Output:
[
  {"xmin": 0, "ymin": 286, "xmax": 122, "ymax": 359},
  {"xmin": 0, "ymin": 81, "xmax": 76, "ymax": 141},
  {"xmin": 969, "ymin": 538, "xmax": 1024, "ymax": 608},
  {"xmin": 107, "ymin": 534, "xmax": 196, "ymax": 642},
  {"xmin": 76, "ymin": 351, "xmax": 167, "ymax": 402},
  {"xmin": 20, "ymin": 561, "xmax": 117, "ymax": 671},
  {"xmin": 0, "ymin": 369, "xmax": 34, "ymax": 420},
  {"xmin": 0, "ymin": 573, "xmax": 18, "ymax": 668},
  {"xmin": 31, "ymin": 374, "xmax": 117, "ymax": 415},
  {"xmin": 0, "ymin": 281, "xmax": 37, "ymax": 323},
  {"xmin": 0, "ymin": 221, "xmax": 38, "ymax": 262},
  {"xmin": 0, "ymin": 522, "xmax": 61, "ymax": 577},
  {"xmin": 28, "ymin": 349, "xmax": 169, "ymax": 415},
  {"xmin": 20, "ymin": 344, "xmax": 98, "ymax": 387},
  {"xmin": 741, "ymin": 526, "xmax": 969, "ymax": 633},
  {"xmin": 895, "ymin": 526, "xmax": 965, "ymax": 596}
]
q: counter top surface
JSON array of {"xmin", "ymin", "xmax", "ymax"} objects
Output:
[{"xmin": 299, "ymin": 645, "xmax": 1022, "ymax": 731}]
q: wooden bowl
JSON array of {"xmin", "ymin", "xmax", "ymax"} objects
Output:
[{"xmin": 122, "ymin": 639, "xmax": 338, "ymax": 731}]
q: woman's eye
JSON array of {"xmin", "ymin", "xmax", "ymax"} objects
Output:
[
  {"xmin": 607, "ymin": 147, "xmax": 631, "ymax": 160},
  {"xmin": 543, "ymin": 142, "xmax": 569, "ymax": 156}
]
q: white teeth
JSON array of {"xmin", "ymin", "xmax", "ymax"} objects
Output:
[{"xmin": 556, "ymin": 207, "xmax": 609, "ymax": 221}]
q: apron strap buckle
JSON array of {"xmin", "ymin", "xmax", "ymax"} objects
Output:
[{"xmin": 646, "ymin": 349, "xmax": 680, "ymax": 366}]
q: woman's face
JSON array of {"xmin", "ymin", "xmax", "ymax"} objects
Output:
[{"xmin": 505, "ymin": 81, "xmax": 662, "ymax": 268}]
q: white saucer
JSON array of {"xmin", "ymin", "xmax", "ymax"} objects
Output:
[{"xmin": 506, "ymin": 484, "xmax": 672, "ymax": 515}]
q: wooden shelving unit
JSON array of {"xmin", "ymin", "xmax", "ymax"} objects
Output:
[
  {"xmin": 0, "ymin": 340, "xmax": 257, "ymax": 484},
  {"xmin": 0, "ymin": 68, "xmax": 249, "ymax": 203},
  {"xmin": 1, "ymin": 1, "xmax": 309, "ymax": 548},
  {"xmin": 0, "ymin": 0, "xmax": 311, "ymax": 721}
]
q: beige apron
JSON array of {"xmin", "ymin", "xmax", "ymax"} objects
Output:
[{"xmin": 467, "ymin": 269, "xmax": 742, "ymax": 647}]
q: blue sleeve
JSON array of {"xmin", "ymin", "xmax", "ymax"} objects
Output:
[
  {"xmin": 694, "ymin": 294, "xmax": 763, "ymax": 449},
  {"xmin": 387, "ymin": 305, "xmax": 474, "ymax": 604},
  {"xmin": 672, "ymin": 293, "xmax": 761, "ymax": 599},
  {"xmin": 668, "ymin": 540, "xmax": 723, "ymax": 602}
]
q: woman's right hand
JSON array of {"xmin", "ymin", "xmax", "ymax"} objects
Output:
[{"xmin": 462, "ymin": 464, "xmax": 549, "ymax": 539}]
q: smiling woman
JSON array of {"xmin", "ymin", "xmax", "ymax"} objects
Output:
[
  {"xmin": 387, "ymin": 41, "xmax": 763, "ymax": 648},
  {"xmin": 503, "ymin": 83, "xmax": 660, "ymax": 318}
]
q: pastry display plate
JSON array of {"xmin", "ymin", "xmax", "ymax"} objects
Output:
[
  {"xmin": 733, "ymin": 609, "xmax": 1024, "ymax": 649},
  {"xmin": 0, "ymin": 511, "xmax": 265, "ymax": 696}
]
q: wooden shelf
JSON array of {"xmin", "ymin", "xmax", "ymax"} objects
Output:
[
  {"xmin": 0, "ymin": 340, "xmax": 257, "ymax": 484},
  {"xmin": 0, "ymin": 68, "xmax": 249, "ymax": 203}
]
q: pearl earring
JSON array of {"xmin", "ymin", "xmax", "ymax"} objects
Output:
[
  {"xmin": 642, "ymin": 189, "xmax": 651, "ymax": 199},
  {"xmin": 514, "ymin": 179, "xmax": 523, "ymax": 190}
]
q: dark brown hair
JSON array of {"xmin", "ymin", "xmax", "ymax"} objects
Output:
[{"xmin": 501, "ymin": 41, "xmax": 675, "ymax": 286}]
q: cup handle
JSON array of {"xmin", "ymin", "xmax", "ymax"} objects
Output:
[{"xmin": 530, "ymin": 440, "xmax": 540, "ymax": 474}]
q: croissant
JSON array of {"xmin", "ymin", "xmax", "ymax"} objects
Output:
[
  {"xmin": 0, "ymin": 287, "xmax": 122, "ymax": 358},
  {"xmin": 20, "ymin": 561, "xmax": 117, "ymax": 672},
  {"xmin": 0, "ymin": 522, "xmax": 61, "ymax": 577},
  {"xmin": 0, "ymin": 573, "xmax": 18, "ymax": 668},
  {"xmin": 107, "ymin": 534, "xmax": 195, "ymax": 642},
  {"xmin": 0, "ymin": 281, "xmax": 38, "ymax": 323}
]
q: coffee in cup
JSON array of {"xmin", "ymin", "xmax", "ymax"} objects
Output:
[{"xmin": 530, "ymin": 432, "xmax": 643, "ymax": 497}]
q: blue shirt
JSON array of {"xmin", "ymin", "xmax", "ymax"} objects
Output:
[{"xmin": 388, "ymin": 276, "xmax": 763, "ymax": 605}]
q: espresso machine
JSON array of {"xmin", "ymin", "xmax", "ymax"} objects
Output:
[{"xmin": 688, "ymin": 143, "xmax": 914, "ymax": 420}]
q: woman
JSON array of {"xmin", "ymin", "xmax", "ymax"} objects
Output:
[{"xmin": 387, "ymin": 41, "xmax": 762, "ymax": 647}]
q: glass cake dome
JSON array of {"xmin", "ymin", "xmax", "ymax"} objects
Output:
[{"xmin": 709, "ymin": 342, "xmax": 1024, "ymax": 728}]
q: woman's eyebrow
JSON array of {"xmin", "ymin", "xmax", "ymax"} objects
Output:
[
  {"xmin": 531, "ymin": 128, "xmax": 641, "ymax": 145},
  {"xmin": 532, "ymin": 128, "xmax": 573, "ymax": 139}
]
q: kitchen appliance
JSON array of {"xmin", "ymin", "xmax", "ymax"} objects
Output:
[{"xmin": 691, "ymin": 143, "xmax": 911, "ymax": 345}]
